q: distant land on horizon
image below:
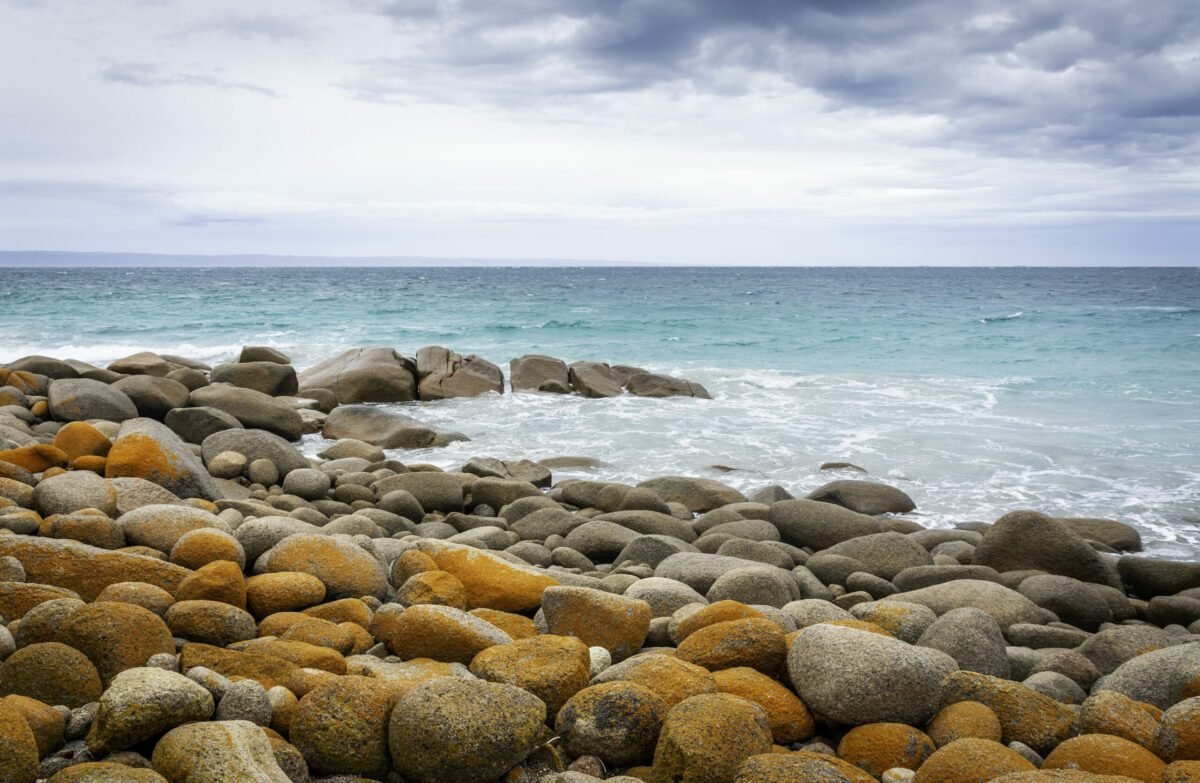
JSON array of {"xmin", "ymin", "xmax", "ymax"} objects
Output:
[{"xmin": 1, "ymin": 251, "xmax": 1196, "ymax": 269}]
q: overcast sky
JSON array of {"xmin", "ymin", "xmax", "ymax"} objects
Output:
[{"xmin": 2, "ymin": 0, "xmax": 1199, "ymax": 265}]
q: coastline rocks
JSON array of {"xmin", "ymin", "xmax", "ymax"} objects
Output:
[
  {"xmin": 323, "ymin": 404, "xmax": 439, "ymax": 449},
  {"xmin": 555, "ymin": 681, "xmax": 667, "ymax": 767},
  {"xmin": 86, "ymin": 667, "xmax": 214, "ymax": 755},
  {"xmin": 768, "ymin": 499, "xmax": 883, "ymax": 550},
  {"xmin": 387, "ymin": 678, "xmax": 547, "ymax": 783},
  {"xmin": 808, "ymin": 480, "xmax": 917, "ymax": 516},
  {"xmin": 210, "ymin": 361, "xmax": 298, "ymax": 397},
  {"xmin": 637, "ymin": 476, "xmax": 746, "ymax": 512},
  {"xmin": 511, "ymin": 355, "xmax": 571, "ymax": 393},
  {"xmin": 1117, "ymin": 556, "xmax": 1200, "ymax": 598},
  {"xmin": 973, "ymin": 510, "xmax": 1120, "ymax": 587},
  {"xmin": 470, "ymin": 634, "xmax": 591, "ymax": 717},
  {"xmin": 32, "ymin": 470, "xmax": 118, "ymax": 517},
  {"xmin": 413, "ymin": 539, "xmax": 559, "ymax": 611},
  {"xmin": 200, "ymin": 428, "xmax": 309, "ymax": 478},
  {"xmin": 0, "ymin": 697, "xmax": 38, "ymax": 783},
  {"xmin": 375, "ymin": 472, "xmax": 464, "ymax": 513},
  {"xmin": 164, "ymin": 406, "xmax": 242, "ymax": 445},
  {"xmin": 568, "ymin": 361, "xmax": 624, "ymax": 398},
  {"xmin": 651, "ymin": 693, "xmax": 773, "ymax": 783},
  {"xmin": 104, "ymin": 417, "xmax": 220, "ymax": 500},
  {"xmin": 941, "ymin": 670, "xmax": 1076, "ymax": 753},
  {"xmin": 1094, "ymin": 643, "xmax": 1200, "ymax": 709},
  {"xmin": 415, "ymin": 345, "xmax": 504, "ymax": 399},
  {"xmin": 47, "ymin": 378, "xmax": 138, "ymax": 423},
  {"xmin": 298, "ymin": 346, "xmax": 417, "ymax": 404},
  {"xmin": 824, "ymin": 532, "xmax": 934, "ymax": 580},
  {"xmin": 380, "ymin": 604, "xmax": 512, "ymax": 662},
  {"xmin": 258, "ymin": 534, "xmax": 389, "ymax": 601},
  {"xmin": 624, "ymin": 372, "xmax": 711, "ymax": 399},
  {"xmin": 189, "ymin": 385, "xmax": 304, "ymax": 441},
  {"xmin": 787, "ymin": 624, "xmax": 957, "ymax": 726},
  {"xmin": 111, "ymin": 375, "xmax": 190, "ymax": 420},
  {"xmin": 0, "ymin": 536, "xmax": 190, "ymax": 600},
  {"xmin": 541, "ymin": 586, "xmax": 651, "ymax": 661},
  {"xmin": 888, "ymin": 580, "xmax": 1053, "ymax": 628},
  {"xmin": 0, "ymin": 641, "xmax": 103, "ymax": 708},
  {"xmin": 1057, "ymin": 517, "xmax": 1142, "ymax": 552},
  {"xmin": 152, "ymin": 720, "xmax": 291, "ymax": 783},
  {"xmin": 911, "ymin": 738, "xmax": 1036, "ymax": 783},
  {"xmin": 916, "ymin": 608, "xmax": 1011, "ymax": 678},
  {"xmin": 290, "ymin": 675, "xmax": 398, "ymax": 779}
]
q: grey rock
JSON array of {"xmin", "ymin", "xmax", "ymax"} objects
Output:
[
  {"xmin": 850, "ymin": 600, "xmax": 937, "ymax": 643},
  {"xmin": 201, "ymin": 429, "xmax": 310, "ymax": 477},
  {"xmin": 321, "ymin": 404, "xmax": 437, "ymax": 448},
  {"xmin": 767, "ymin": 499, "xmax": 882, "ymax": 550},
  {"xmin": 624, "ymin": 577, "xmax": 707, "ymax": 618},
  {"xmin": 807, "ymin": 479, "xmax": 916, "ymax": 515},
  {"xmin": 238, "ymin": 346, "xmax": 291, "ymax": 364},
  {"xmin": 1148, "ymin": 595, "xmax": 1200, "ymax": 627},
  {"xmin": 1094, "ymin": 641, "xmax": 1200, "ymax": 709},
  {"xmin": 112, "ymin": 375, "xmax": 191, "ymax": 420},
  {"xmin": 463, "ymin": 457, "xmax": 552, "ymax": 488},
  {"xmin": 1029, "ymin": 649, "xmax": 1101, "ymax": 691},
  {"xmin": 234, "ymin": 516, "xmax": 324, "ymax": 563},
  {"xmin": 214, "ymin": 679, "xmax": 272, "ymax": 725},
  {"xmin": 210, "ymin": 362, "xmax": 298, "ymax": 397},
  {"xmin": 33, "ymin": 470, "xmax": 118, "ymax": 517},
  {"xmin": 86, "ymin": 666, "xmax": 214, "ymax": 755},
  {"xmin": 317, "ymin": 438, "xmax": 386, "ymax": 462},
  {"xmin": 1056, "ymin": 517, "xmax": 1142, "ymax": 552},
  {"xmin": 637, "ymin": 476, "xmax": 746, "ymax": 513},
  {"xmin": 716, "ymin": 539, "xmax": 794, "ymax": 569},
  {"xmin": 510, "ymin": 354, "xmax": 572, "ymax": 394},
  {"xmin": 108, "ymin": 351, "xmax": 174, "ymax": 377},
  {"xmin": 108, "ymin": 417, "xmax": 220, "ymax": 501},
  {"xmin": 298, "ymin": 346, "xmax": 417, "ymax": 404},
  {"xmin": 1023, "ymin": 671, "xmax": 1087, "ymax": 704},
  {"xmin": 916, "ymin": 607, "xmax": 1010, "ymax": 678},
  {"xmin": 281, "ymin": 469, "xmax": 331, "ymax": 501},
  {"xmin": 190, "ymin": 384, "xmax": 303, "ymax": 441},
  {"xmin": 374, "ymin": 471, "xmax": 464, "ymax": 513},
  {"xmin": 594, "ymin": 510, "xmax": 697, "ymax": 542},
  {"xmin": 47, "ymin": 378, "xmax": 138, "ymax": 422},
  {"xmin": 887, "ymin": 579, "xmax": 1053, "ymax": 628},
  {"xmin": 706, "ymin": 566, "xmax": 798, "ymax": 608},
  {"xmin": 614, "ymin": 535, "xmax": 699, "ymax": 569},
  {"xmin": 1118, "ymin": 556, "xmax": 1200, "ymax": 598},
  {"xmin": 892, "ymin": 564, "xmax": 1005, "ymax": 592},
  {"xmin": 1017, "ymin": 574, "xmax": 1113, "ymax": 631},
  {"xmin": 1078, "ymin": 625, "xmax": 1188, "ymax": 674},
  {"xmin": 973, "ymin": 509, "xmax": 1121, "ymax": 588},
  {"xmin": 470, "ymin": 477, "xmax": 542, "ymax": 510},
  {"xmin": 823, "ymin": 532, "xmax": 933, "ymax": 580},
  {"xmin": 655, "ymin": 552, "xmax": 770, "ymax": 594},
  {"xmin": 568, "ymin": 361, "xmax": 624, "ymax": 398},
  {"xmin": 165, "ymin": 406, "xmax": 243, "ymax": 445},
  {"xmin": 1004, "ymin": 623, "xmax": 1091, "ymax": 649},
  {"xmin": 787, "ymin": 624, "xmax": 956, "ymax": 725},
  {"xmin": 565, "ymin": 520, "xmax": 641, "ymax": 562},
  {"xmin": 782, "ymin": 599, "xmax": 853, "ymax": 629},
  {"xmin": 415, "ymin": 345, "xmax": 504, "ymax": 399},
  {"xmin": 624, "ymin": 372, "xmax": 711, "ymax": 399}
]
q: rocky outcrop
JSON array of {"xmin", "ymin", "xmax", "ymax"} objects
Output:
[{"xmin": 298, "ymin": 346, "xmax": 417, "ymax": 404}]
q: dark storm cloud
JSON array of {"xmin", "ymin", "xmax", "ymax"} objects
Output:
[
  {"xmin": 100, "ymin": 60, "xmax": 281, "ymax": 97},
  {"xmin": 354, "ymin": 0, "xmax": 1200, "ymax": 160}
]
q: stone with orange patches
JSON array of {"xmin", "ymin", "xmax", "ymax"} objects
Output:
[
  {"xmin": 542, "ymin": 585, "xmax": 652, "ymax": 661},
  {"xmin": 70, "ymin": 455, "xmax": 107, "ymax": 474},
  {"xmin": 180, "ymin": 642, "xmax": 299, "ymax": 690},
  {"xmin": 280, "ymin": 617, "xmax": 357, "ymax": 655},
  {"xmin": 3, "ymin": 694, "xmax": 66, "ymax": 758},
  {"xmin": 941, "ymin": 670, "xmax": 1075, "ymax": 754},
  {"xmin": 169, "ymin": 528, "xmax": 245, "ymax": 570},
  {"xmin": 396, "ymin": 569, "xmax": 468, "ymax": 610},
  {"xmin": 0, "ymin": 444, "xmax": 69, "ymax": 473},
  {"xmin": 58, "ymin": 601, "xmax": 175, "ymax": 685},
  {"xmin": 1162, "ymin": 761, "xmax": 1200, "ymax": 783},
  {"xmin": 1044, "ymin": 734, "xmax": 1166, "ymax": 782},
  {"xmin": 1, "ymin": 642, "xmax": 103, "ymax": 709},
  {"xmin": 469, "ymin": 607, "xmax": 539, "ymax": 639},
  {"xmin": 593, "ymin": 654, "xmax": 718, "ymax": 709},
  {"xmin": 912, "ymin": 738, "xmax": 1036, "ymax": 783},
  {"xmin": 390, "ymin": 548, "xmax": 438, "ymax": 586},
  {"xmin": 1157, "ymin": 697, "xmax": 1200, "ymax": 762},
  {"xmin": 838, "ymin": 723, "xmax": 937, "ymax": 778},
  {"xmin": 175, "ymin": 560, "xmax": 246, "ymax": 608},
  {"xmin": 414, "ymin": 539, "xmax": 558, "ymax": 612},
  {"xmin": 44, "ymin": 512, "xmax": 125, "ymax": 549},
  {"xmin": 52, "ymin": 422, "xmax": 111, "ymax": 462},
  {"xmin": 290, "ymin": 675, "xmax": 402, "ymax": 779},
  {"xmin": 652, "ymin": 692, "xmax": 774, "ymax": 783},
  {"xmin": 29, "ymin": 400, "xmax": 48, "ymax": 418},
  {"xmin": 673, "ymin": 600, "xmax": 765, "ymax": 643},
  {"xmin": 825, "ymin": 618, "xmax": 896, "ymax": 637},
  {"xmin": 0, "ymin": 368, "xmax": 45, "ymax": 395},
  {"xmin": 0, "ymin": 697, "xmax": 39, "ymax": 783},
  {"xmin": 302, "ymin": 597, "xmax": 373, "ymax": 630},
  {"xmin": 469, "ymin": 634, "xmax": 591, "ymax": 717},
  {"xmin": 378, "ymin": 604, "xmax": 512, "ymax": 664},
  {"xmin": 103, "ymin": 419, "xmax": 219, "ymax": 501},
  {"xmin": 735, "ymin": 752, "xmax": 877, "ymax": 783},
  {"xmin": 711, "ymin": 667, "xmax": 815, "ymax": 744},
  {"xmin": 675, "ymin": 617, "xmax": 788, "ymax": 677},
  {"xmin": 94, "ymin": 581, "xmax": 175, "ymax": 617},
  {"xmin": 0, "ymin": 581, "xmax": 80, "ymax": 620},
  {"xmin": 1076, "ymin": 691, "xmax": 1159, "ymax": 750},
  {"xmin": 243, "ymin": 638, "xmax": 348, "ymax": 675},
  {"xmin": 0, "ymin": 536, "xmax": 190, "ymax": 600},
  {"xmin": 927, "ymin": 701, "xmax": 1003, "ymax": 747},
  {"xmin": 245, "ymin": 572, "xmax": 325, "ymax": 619}
]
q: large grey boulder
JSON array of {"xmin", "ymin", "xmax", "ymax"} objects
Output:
[
  {"xmin": 594, "ymin": 510, "xmax": 697, "ymax": 542},
  {"xmin": 7, "ymin": 355, "xmax": 80, "ymax": 378},
  {"xmin": 298, "ymin": 346, "xmax": 417, "ymax": 404},
  {"xmin": 415, "ymin": 346, "xmax": 504, "ymax": 399},
  {"xmin": 112, "ymin": 375, "xmax": 191, "ymax": 420},
  {"xmin": 210, "ymin": 362, "xmax": 298, "ymax": 397},
  {"xmin": 822, "ymin": 532, "xmax": 933, "ymax": 580},
  {"xmin": 322, "ymin": 405, "xmax": 438, "ymax": 448},
  {"xmin": 637, "ymin": 476, "xmax": 746, "ymax": 513},
  {"xmin": 108, "ymin": 351, "xmax": 174, "ymax": 377},
  {"xmin": 106, "ymin": 417, "xmax": 220, "ymax": 501},
  {"xmin": 1016, "ymin": 574, "xmax": 1113, "ymax": 631},
  {"xmin": 892, "ymin": 564, "xmax": 1004, "ymax": 592},
  {"xmin": 165, "ymin": 406, "xmax": 243, "ymax": 445},
  {"xmin": 564, "ymin": 520, "xmax": 641, "ymax": 562},
  {"xmin": 47, "ymin": 378, "xmax": 138, "ymax": 423},
  {"xmin": 201, "ymin": 429, "xmax": 309, "ymax": 477},
  {"xmin": 1118, "ymin": 556, "xmax": 1200, "ymax": 598},
  {"xmin": 373, "ymin": 472, "xmax": 465, "ymax": 513},
  {"xmin": 706, "ymin": 566, "xmax": 798, "ymax": 608},
  {"xmin": 189, "ymin": 384, "xmax": 303, "ymax": 441},
  {"xmin": 887, "ymin": 579, "xmax": 1053, "ymax": 628},
  {"xmin": 767, "ymin": 499, "xmax": 882, "ymax": 550},
  {"xmin": 654, "ymin": 552, "xmax": 771, "ymax": 594},
  {"xmin": 568, "ymin": 361, "xmax": 624, "ymax": 398},
  {"xmin": 234, "ymin": 516, "xmax": 324, "ymax": 563},
  {"xmin": 1078, "ymin": 625, "xmax": 1189, "ymax": 675},
  {"xmin": 916, "ymin": 607, "xmax": 1010, "ymax": 678},
  {"xmin": 973, "ymin": 509, "xmax": 1120, "ymax": 588},
  {"xmin": 787, "ymin": 624, "xmax": 956, "ymax": 726},
  {"xmin": 33, "ymin": 471, "xmax": 118, "ymax": 517},
  {"xmin": 1057, "ymin": 517, "xmax": 1142, "ymax": 552},
  {"xmin": 1095, "ymin": 643, "xmax": 1200, "ymax": 709},
  {"xmin": 238, "ymin": 346, "xmax": 290, "ymax": 364},
  {"xmin": 510, "ymin": 354, "xmax": 571, "ymax": 393},
  {"xmin": 624, "ymin": 373, "xmax": 711, "ymax": 399},
  {"xmin": 807, "ymin": 479, "xmax": 916, "ymax": 515},
  {"xmin": 614, "ymin": 535, "xmax": 698, "ymax": 569}
]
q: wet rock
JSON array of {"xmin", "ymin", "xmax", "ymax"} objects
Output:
[
  {"xmin": 111, "ymin": 376, "xmax": 190, "ymax": 421},
  {"xmin": 415, "ymin": 346, "xmax": 504, "ymax": 399},
  {"xmin": 510, "ymin": 355, "xmax": 572, "ymax": 394},
  {"xmin": 322, "ymin": 405, "xmax": 438, "ymax": 449},
  {"xmin": 567, "ymin": 361, "xmax": 624, "ymax": 398},
  {"xmin": 624, "ymin": 372, "xmax": 711, "ymax": 399},
  {"xmin": 767, "ymin": 499, "xmax": 882, "ymax": 550},
  {"xmin": 807, "ymin": 479, "xmax": 916, "ymax": 515}
]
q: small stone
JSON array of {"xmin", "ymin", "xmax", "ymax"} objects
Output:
[{"xmin": 215, "ymin": 679, "xmax": 272, "ymax": 725}]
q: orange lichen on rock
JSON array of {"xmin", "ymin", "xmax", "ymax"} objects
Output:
[
  {"xmin": 0, "ymin": 535, "xmax": 190, "ymax": 600},
  {"xmin": 595, "ymin": 654, "xmax": 717, "ymax": 709},
  {"xmin": 52, "ymin": 422, "xmax": 112, "ymax": 462},
  {"xmin": 469, "ymin": 608, "xmax": 539, "ymax": 639},
  {"xmin": 242, "ymin": 638, "xmax": 348, "ymax": 675},
  {"xmin": 104, "ymin": 433, "xmax": 186, "ymax": 483},
  {"xmin": 1043, "ymin": 734, "xmax": 1166, "ymax": 782},
  {"xmin": 395, "ymin": 569, "xmax": 468, "ymax": 609},
  {"xmin": 927, "ymin": 701, "xmax": 1004, "ymax": 747},
  {"xmin": 675, "ymin": 618, "xmax": 788, "ymax": 677},
  {"xmin": 711, "ymin": 666, "xmax": 814, "ymax": 744},
  {"xmin": 941, "ymin": 670, "xmax": 1075, "ymax": 754},
  {"xmin": 1076, "ymin": 691, "xmax": 1160, "ymax": 750},
  {"xmin": 415, "ymin": 540, "xmax": 559, "ymax": 611},
  {"xmin": 735, "ymin": 752, "xmax": 877, "ymax": 783},
  {"xmin": 0, "ymin": 444, "xmax": 69, "ymax": 473},
  {"xmin": 470, "ymin": 634, "xmax": 591, "ymax": 716},
  {"xmin": 824, "ymin": 618, "xmax": 897, "ymax": 637},
  {"xmin": 245, "ymin": 572, "xmax": 326, "ymax": 619},
  {"xmin": 838, "ymin": 722, "xmax": 937, "ymax": 777},
  {"xmin": 180, "ymin": 642, "xmax": 299, "ymax": 690},
  {"xmin": 674, "ymin": 600, "xmax": 766, "ymax": 643},
  {"xmin": 175, "ymin": 560, "xmax": 246, "ymax": 608},
  {"xmin": 912, "ymin": 738, "xmax": 1037, "ymax": 783}
]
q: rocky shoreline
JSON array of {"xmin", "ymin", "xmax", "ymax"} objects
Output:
[{"xmin": 0, "ymin": 346, "xmax": 1198, "ymax": 783}]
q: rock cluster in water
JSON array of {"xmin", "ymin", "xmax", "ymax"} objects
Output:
[{"xmin": 0, "ymin": 347, "xmax": 1198, "ymax": 783}]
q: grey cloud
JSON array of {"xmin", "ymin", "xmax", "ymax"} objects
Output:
[
  {"xmin": 349, "ymin": 0, "xmax": 1200, "ymax": 162},
  {"xmin": 99, "ymin": 60, "xmax": 281, "ymax": 97},
  {"xmin": 171, "ymin": 12, "xmax": 314, "ymax": 41}
]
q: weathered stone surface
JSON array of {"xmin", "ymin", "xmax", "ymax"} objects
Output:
[
  {"xmin": 151, "ymin": 720, "xmax": 292, "ymax": 783},
  {"xmin": 788, "ymin": 624, "xmax": 956, "ymax": 726},
  {"xmin": 911, "ymin": 738, "xmax": 1036, "ymax": 783},
  {"xmin": 86, "ymin": 667, "xmax": 214, "ymax": 755},
  {"xmin": 824, "ymin": 532, "xmax": 934, "ymax": 580},
  {"xmin": 258, "ymin": 534, "xmax": 388, "ymax": 601},
  {"xmin": 0, "ymin": 697, "xmax": 38, "ymax": 783},
  {"xmin": 299, "ymin": 346, "xmax": 418, "ymax": 404},
  {"xmin": 941, "ymin": 670, "xmax": 1076, "ymax": 754},
  {"xmin": 415, "ymin": 345, "xmax": 504, "ymax": 399},
  {"xmin": 211, "ymin": 361, "xmax": 298, "ymax": 397},
  {"xmin": 625, "ymin": 372, "xmax": 711, "ymax": 399},
  {"xmin": 59, "ymin": 601, "xmax": 176, "ymax": 685},
  {"xmin": 189, "ymin": 385, "xmax": 304, "ymax": 441},
  {"xmin": 470, "ymin": 634, "xmax": 590, "ymax": 717},
  {"xmin": 887, "ymin": 580, "xmax": 1052, "ymax": 629},
  {"xmin": 1095, "ymin": 643, "xmax": 1200, "ymax": 709},
  {"xmin": 974, "ymin": 510, "xmax": 1120, "ymax": 587},
  {"xmin": 111, "ymin": 375, "xmax": 191, "ymax": 420},
  {"xmin": 541, "ymin": 586, "xmax": 651, "ymax": 661},
  {"xmin": 767, "ymin": 499, "xmax": 883, "ymax": 550},
  {"xmin": 1118, "ymin": 556, "xmax": 1200, "ymax": 598},
  {"xmin": 200, "ymin": 428, "xmax": 309, "ymax": 477},
  {"xmin": 47, "ymin": 378, "xmax": 138, "ymax": 423},
  {"xmin": 808, "ymin": 479, "xmax": 917, "ymax": 515},
  {"xmin": 568, "ymin": 361, "xmax": 624, "ymax": 398},
  {"xmin": 291, "ymin": 675, "xmax": 400, "ymax": 779},
  {"xmin": 33, "ymin": 471, "xmax": 118, "ymax": 517},
  {"xmin": 1057, "ymin": 517, "xmax": 1143, "ymax": 552},
  {"xmin": 916, "ymin": 607, "xmax": 1011, "ymax": 679},
  {"xmin": 0, "ymin": 641, "xmax": 103, "ymax": 708},
  {"xmin": 388, "ymin": 678, "xmax": 547, "ymax": 783},
  {"xmin": 511, "ymin": 355, "xmax": 572, "ymax": 394},
  {"xmin": 379, "ymin": 604, "xmax": 512, "ymax": 663},
  {"xmin": 322, "ymin": 404, "xmax": 438, "ymax": 449},
  {"xmin": 652, "ymin": 693, "xmax": 773, "ymax": 783},
  {"xmin": 104, "ymin": 418, "xmax": 220, "ymax": 500},
  {"xmin": 556, "ymin": 680, "xmax": 667, "ymax": 767},
  {"xmin": 637, "ymin": 476, "xmax": 747, "ymax": 513},
  {"xmin": 413, "ymin": 539, "xmax": 559, "ymax": 612},
  {"xmin": 0, "ymin": 536, "xmax": 190, "ymax": 600}
]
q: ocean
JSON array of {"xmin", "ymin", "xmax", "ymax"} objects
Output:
[{"xmin": 2, "ymin": 266, "xmax": 1198, "ymax": 556}]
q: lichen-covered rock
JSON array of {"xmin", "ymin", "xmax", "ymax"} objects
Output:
[
  {"xmin": 0, "ymin": 536, "xmax": 190, "ymax": 601},
  {"xmin": 676, "ymin": 618, "xmax": 787, "ymax": 677},
  {"xmin": 912, "ymin": 738, "xmax": 1036, "ymax": 783},
  {"xmin": 1156, "ymin": 696, "xmax": 1200, "ymax": 762},
  {"xmin": 245, "ymin": 572, "xmax": 326, "ymax": 618},
  {"xmin": 258, "ymin": 534, "xmax": 388, "ymax": 601},
  {"xmin": 837, "ymin": 723, "xmax": 936, "ymax": 778},
  {"xmin": 104, "ymin": 417, "xmax": 220, "ymax": 500},
  {"xmin": 887, "ymin": 580, "xmax": 1051, "ymax": 629},
  {"xmin": 787, "ymin": 624, "xmax": 956, "ymax": 726},
  {"xmin": 45, "ymin": 762, "xmax": 169, "ymax": 782},
  {"xmin": 179, "ymin": 643, "xmax": 299, "ymax": 691},
  {"xmin": 406, "ymin": 539, "xmax": 555, "ymax": 611},
  {"xmin": 926, "ymin": 701, "xmax": 1003, "ymax": 747},
  {"xmin": 1076, "ymin": 690, "xmax": 1159, "ymax": 750},
  {"xmin": 2, "ymin": 693, "xmax": 64, "ymax": 758},
  {"xmin": 0, "ymin": 582, "xmax": 80, "ymax": 622},
  {"xmin": 85, "ymin": 667, "xmax": 214, "ymax": 755},
  {"xmin": 151, "ymin": 720, "xmax": 292, "ymax": 783},
  {"xmin": 379, "ymin": 604, "xmax": 512, "ymax": 664},
  {"xmin": 711, "ymin": 666, "xmax": 814, "ymax": 745},
  {"xmin": 591, "ymin": 653, "xmax": 718, "ymax": 709},
  {"xmin": 469, "ymin": 634, "xmax": 590, "ymax": 717},
  {"xmin": 291, "ymin": 675, "xmax": 401, "ymax": 779},
  {"xmin": 388, "ymin": 678, "xmax": 547, "ymax": 783},
  {"xmin": 1043, "ymin": 734, "xmax": 1166, "ymax": 781},
  {"xmin": 58, "ymin": 601, "xmax": 175, "ymax": 685},
  {"xmin": 0, "ymin": 697, "xmax": 38, "ymax": 783},
  {"xmin": 165, "ymin": 599, "xmax": 256, "ymax": 647},
  {"xmin": 175, "ymin": 560, "xmax": 246, "ymax": 607},
  {"xmin": 941, "ymin": 670, "xmax": 1075, "ymax": 754},
  {"xmin": 395, "ymin": 569, "xmax": 468, "ymax": 610},
  {"xmin": 0, "ymin": 641, "xmax": 102, "ymax": 708},
  {"xmin": 735, "ymin": 752, "xmax": 877, "ymax": 783},
  {"xmin": 651, "ymin": 693, "xmax": 773, "ymax": 783},
  {"xmin": 555, "ymin": 681, "xmax": 666, "ymax": 767},
  {"xmin": 1095, "ymin": 643, "xmax": 1200, "ymax": 710},
  {"xmin": 541, "ymin": 586, "xmax": 651, "ymax": 662}
]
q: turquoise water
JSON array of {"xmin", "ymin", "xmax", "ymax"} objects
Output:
[{"xmin": 2, "ymin": 266, "xmax": 1199, "ymax": 555}]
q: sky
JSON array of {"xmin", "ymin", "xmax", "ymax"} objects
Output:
[{"xmin": 1, "ymin": 0, "xmax": 1199, "ymax": 265}]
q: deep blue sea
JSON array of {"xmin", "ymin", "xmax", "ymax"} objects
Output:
[{"xmin": 2, "ymin": 266, "xmax": 1198, "ymax": 556}]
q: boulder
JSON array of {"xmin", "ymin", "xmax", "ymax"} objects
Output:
[
  {"xmin": 258, "ymin": 534, "xmax": 389, "ymax": 601},
  {"xmin": 767, "ymin": 499, "xmax": 883, "ymax": 550},
  {"xmin": 555, "ymin": 681, "xmax": 666, "ymax": 767},
  {"xmin": 462, "ymin": 457, "xmax": 552, "ymax": 487},
  {"xmin": 510, "ymin": 354, "xmax": 571, "ymax": 393},
  {"xmin": 376, "ymin": 471, "xmax": 465, "ymax": 513},
  {"xmin": 591, "ymin": 653, "xmax": 718, "ymax": 709},
  {"xmin": 655, "ymin": 552, "xmax": 770, "ymax": 595},
  {"xmin": 152, "ymin": 720, "xmax": 291, "ymax": 783},
  {"xmin": 210, "ymin": 362, "xmax": 298, "ymax": 397},
  {"xmin": 111, "ymin": 376, "xmax": 190, "ymax": 420},
  {"xmin": 1057, "ymin": 517, "xmax": 1142, "ymax": 552},
  {"xmin": 32, "ymin": 471, "xmax": 118, "ymax": 517},
  {"xmin": 200, "ymin": 428, "xmax": 309, "ymax": 477},
  {"xmin": 164, "ymin": 406, "xmax": 243, "ymax": 445},
  {"xmin": 807, "ymin": 479, "xmax": 917, "ymax": 515},
  {"xmin": 637, "ymin": 476, "xmax": 747, "ymax": 513},
  {"xmin": 1094, "ymin": 643, "xmax": 1200, "ymax": 709},
  {"xmin": 1017, "ymin": 574, "xmax": 1113, "ymax": 631},
  {"xmin": 912, "ymin": 739, "xmax": 1036, "ymax": 783},
  {"xmin": 1118, "ymin": 556, "xmax": 1200, "ymax": 598},
  {"xmin": 624, "ymin": 372, "xmax": 711, "ymax": 399},
  {"xmin": 59, "ymin": 601, "xmax": 175, "ymax": 685},
  {"xmin": 188, "ymin": 385, "xmax": 303, "ymax": 441},
  {"xmin": 108, "ymin": 351, "xmax": 174, "ymax": 377},
  {"xmin": 6, "ymin": 355, "xmax": 79, "ymax": 379},
  {"xmin": 47, "ymin": 378, "xmax": 138, "ymax": 423},
  {"xmin": 413, "ymin": 539, "xmax": 559, "ymax": 612},
  {"xmin": 86, "ymin": 667, "xmax": 214, "ymax": 755},
  {"xmin": 290, "ymin": 675, "xmax": 399, "ymax": 779},
  {"xmin": 568, "ymin": 361, "xmax": 624, "ymax": 398},
  {"xmin": 787, "ymin": 624, "xmax": 956, "ymax": 726},
  {"xmin": 973, "ymin": 510, "xmax": 1120, "ymax": 587},
  {"xmin": 388, "ymin": 678, "xmax": 546, "ymax": 783},
  {"xmin": 651, "ymin": 693, "xmax": 773, "ymax": 783},
  {"xmin": 299, "ymin": 346, "xmax": 418, "ymax": 404},
  {"xmin": 824, "ymin": 532, "xmax": 934, "ymax": 580},
  {"xmin": 104, "ymin": 417, "xmax": 220, "ymax": 500},
  {"xmin": 0, "ymin": 698, "xmax": 38, "ymax": 783},
  {"xmin": 239, "ymin": 346, "xmax": 290, "ymax": 364},
  {"xmin": 322, "ymin": 404, "xmax": 438, "ymax": 448},
  {"xmin": 837, "ymin": 723, "xmax": 936, "ymax": 778},
  {"xmin": 0, "ymin": 536, "xmax": 190, "ymax": 600},
  {"xmin": 541, "ymin": 585, "xmax": 651, "ymax": 661},
  {"xmin": 469, "ymin": 634, "xmax": 591, "ymax": 717},
  {"xmin": 916, "ymin": 607, "xmax": 1011, "ymax": 678},
  {"xmin": 415, "ymin": 346, "xmax": 504, "ymax": 399},
  {"xmin": 0, "ymin": 641, "xmax": 103, "ymax": 708},
  {"xmin": 887, "ymin": 580, "xmax": 1052, "ymax": 628},
  {"xmin": 941, "ymin": 671, "xmax": 1075, "ymax": 753}
]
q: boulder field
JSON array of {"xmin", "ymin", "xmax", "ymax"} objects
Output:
[{"xmin": 0, "ymin": 348, "xmax": 1197, "ymax": 783}]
